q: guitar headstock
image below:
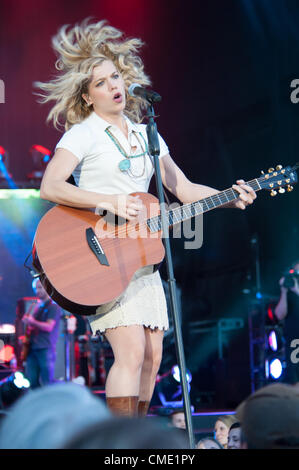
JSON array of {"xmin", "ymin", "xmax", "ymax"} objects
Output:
[{"xmin": 259, "ymin": 163, "xmax": 298, "ymax": 196}]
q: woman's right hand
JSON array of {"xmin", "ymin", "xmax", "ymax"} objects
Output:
[{"xmin": 100, "ymin": 194, "xmax": 144, "ymax": 221}]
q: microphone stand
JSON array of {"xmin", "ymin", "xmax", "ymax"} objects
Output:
[
  {"xmin": 62, "ymin": 313, "xmax": 76, "ymax": 382},
  {"xmin": 146, "ymin": 103, "xmax": 195, "ymax": 449},
  {"xmin": 63, "ymin": 313, "xmax": 71, "ymax": 382}
]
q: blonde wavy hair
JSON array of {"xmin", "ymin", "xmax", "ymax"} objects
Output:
[{"xmin": 34, "ymin": 18, "xmax": 151, "ymax": 130}]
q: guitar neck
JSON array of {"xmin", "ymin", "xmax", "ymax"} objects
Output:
[
  {"xmin": 177, "ymin": 178, "xmax": 261, "ymax": 221},
  {"xmin": 147, "ymin": 178, "xmax": 262, "ymax": 231}
]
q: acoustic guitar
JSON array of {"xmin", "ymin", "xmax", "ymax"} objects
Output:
[{"xmin": 32, "ymin": 164, "xmax": 298, "ymax": 315}]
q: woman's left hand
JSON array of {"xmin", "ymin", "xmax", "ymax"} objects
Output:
[{"xmin": 231, "ymin": 179, "xmax": 257, "ymax": 210}]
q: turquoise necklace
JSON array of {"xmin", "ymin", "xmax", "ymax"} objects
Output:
[{"xmin": 105, "ymin": 127, "xmax": 149, "ymax": 176}]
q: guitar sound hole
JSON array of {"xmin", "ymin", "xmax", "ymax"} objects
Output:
[{"xmin": 103, "ymin": 211, "xmax": 127, "ymax": 226}]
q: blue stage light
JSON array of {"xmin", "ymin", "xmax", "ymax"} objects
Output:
[
  {"xmin": 13, "ymin": 371, "xmax": 30, "ymax": 389},
  {"xmin": 28, "ymin": 144, "xmax": 51, "ymax": 181},
  {"xmin": 171, "ymin": 365, "xmax": 192, "ymax": 384},
  {"xmin": 0, "ymin": 146, "xmax": 16, "ymax": 188},
  {"xmin": 0, "ymin": 371, "xmax": 30, "ymax": 408}
]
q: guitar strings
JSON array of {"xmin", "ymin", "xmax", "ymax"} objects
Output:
[
  {"xmin": 95, "ymin": 170, "xmax": 290, "ymax": 246},
  {"xmin": 99, "ymin": 167, "xmax": 293, "ymax": 243},
  {"xmin": 94, "ymin": 177, "xmax": 264, "ymax": 246},
  {"xmin": 96, "ymin": 177, "xmax": 263, "ymax": 244}
]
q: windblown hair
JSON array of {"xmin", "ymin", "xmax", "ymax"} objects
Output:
[{"xmin": 34, "ymin": 18, "xmax": 151, "ymax": 130}]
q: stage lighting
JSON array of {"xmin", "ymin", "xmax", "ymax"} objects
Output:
[
  {"xmin": 155, "ymin": 365, "xmax": 192, "ymax": 408},
  {"xmin": 265, "ymin": 301, "xmax": 280, "ymax": 325},
  {"xmin": 0, "ymin": 146, "xmax": 16, "ymax": 188},
  {"xmin": 0, "ymin": 324, "xmax": 15, "ymax": 334},
  {"xmin": 267, "ymin": 327, "xmax": 284, "ymax": 352},
  {"xmin": 0, "ymin": 146, "xmax": 7, "ymax": 162},
  {"xmin": 27, "ymin": 144, "xmax": 51, "ymax": 181},
  {"xmin": 265, "ymin": 358, "xmax": 283, "ymax": 380},
  {"xmin": 0, "ymin": 345, "xmax": 14, "ymax": 363},
  {"xmin": 264, "ymin": 323, "xmax": 285, "ymax": 383},
  {"xmin": 268, "ymin": 330, "xmax": 278, "ymax": 352},
  {"xmin": 171, "ymin": 365, "xmax": 192, "ymax": 384},
  {"xmin": 0, "ymin": 371, "xmax": 30, "ymax": 408},
  {"xmin": 13, "ymin": 371, "xmax": 30, "ymax": 388},
  {"xmin": 0, "ymin": 146, "xmax": 10, "ymax": 177}
]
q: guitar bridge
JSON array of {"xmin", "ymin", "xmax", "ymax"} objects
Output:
[{"xmin": 86, "ymin": 228, "xmax": 109, "ymax": 266}]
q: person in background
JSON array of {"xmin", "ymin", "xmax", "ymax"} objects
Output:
[
  {"xmin": 0, "ymin": 382, "xmax": 110, "ymax": 449},
  {"xmin": 275, "ymin": 260, "xmax": 299, "ymax": 384},
  {"xmin": 169, "ymin": 408, "xmax": 186, "ymax": 430},
  {"xmin": 214, "ymin": 414, "xmax": 238, "ymax": 448},
  {"xmin": 60, "ymin": 415, "xmax": 190, "ymax": 449},
  {"xmin": 227, "ymin": 422, "xmax": 242, "ymax": 449},
  {"xmin": 0, "ymin": 411, "xmax": 8, "ymax": 422},
  {"xmin": 196, "ymin": 437, "xmax": 223, "ymax": 449},
  {"xmin": 22, "ymin": 279, "xmax": 62, "ymax": 388},
  {"xmin": 235, "ymin": 382, "xmax": 299, "ymax": 449}
]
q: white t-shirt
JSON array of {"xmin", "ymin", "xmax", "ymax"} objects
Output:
[{"xmin": 55, "ymin": 111, "xmax": 169, "ymax": 195}]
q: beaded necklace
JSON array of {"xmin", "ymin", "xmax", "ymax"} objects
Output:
[{"xmin": 105, "ymin": 127, "xmax": 149, "ymax": 177}]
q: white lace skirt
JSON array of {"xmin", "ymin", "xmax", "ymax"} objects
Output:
[{"xmin": 87, "ymin": 266, "xmax": 169, "ymax": 334}]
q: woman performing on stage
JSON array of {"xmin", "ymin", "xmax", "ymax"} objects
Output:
[{"xmin": 36, "ymin": 18, "xmax": 256, "ymax": 417}]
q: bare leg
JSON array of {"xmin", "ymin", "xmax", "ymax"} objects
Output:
[
  {"xmin": 138, "ymin": 327, "xmax": 164, "ymax": 402},
  {"xmin": 104, "ymin": 325, "xmax": 146, "ymax": 397}
]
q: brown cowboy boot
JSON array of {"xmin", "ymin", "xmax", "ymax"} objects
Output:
[
  {"xmin": 137, "ymin": 400, "xmax": 150, "ymax": 418},
  {"xmin": 137, "ymin": 400, "xmax": 150, "ymax": 417},
  {"xmin": 106, "ymin": 396, "xmax": 138, "ymax": 417}
]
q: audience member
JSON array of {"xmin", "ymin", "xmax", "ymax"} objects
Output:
[
  {"xmin": 169, "ymin": 408, "xmax": 186, "ymax": 430},
  {"xmin": 0, "ymin": 382, "xmax": 109, "ymax": 449},
  {"xmin": 227, "ymin": 422, "xmax": 241, "ymax": 449},
  {"xmin": 236, "ymin": 382, "xmax": 299, "ymax": 449},
  {"xmin": 0, "ymin": 410, "xmax": 8, "ymax": 422},
  {"xmin": 60, "ymin": 416, "xmax": 190, "ymax": 449},
  {"xmin": 196, "ymin": 437, "xmax": 223, "ymax": 449},
  {"xmin": 275, "ymin": 260, "xmax": 299, "ymax": 384},
  {"xmin": 214, "ymin": 414, "xmax": 238, "ymax": 448}
]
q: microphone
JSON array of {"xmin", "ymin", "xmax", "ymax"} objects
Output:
[{"xmin": 128, "ymin": 83, "xmax": 162, "ymax": 103}]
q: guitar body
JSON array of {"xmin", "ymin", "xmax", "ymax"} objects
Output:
[{"xmin": 33, "ymin": 192, "xmax": 165, "ymax": 315}]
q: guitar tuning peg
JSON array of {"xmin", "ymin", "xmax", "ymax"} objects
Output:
[
  {"xmin": 278, "ymin": 187, "xmax": 285, "ymax": 194},
  {"xmin": 287, "ymin": 185, "xmax": 294, "ymax": 192},
  {"xmin": 276, "ymin": 165, "xmax": 283, "ymax": 171},
  {"xmin": 268, "ymin": 167, "xmax": 274, "ymax": 173},
  {"xmin": 270, "ymin": 190, "xmax": 277, "ymax": 196}
]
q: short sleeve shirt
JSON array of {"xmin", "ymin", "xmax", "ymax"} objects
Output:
[
  {"xmin": 30, "ymin": 300, "xmax": 62, "ymax": 350},
  {"xmin": 55, "ymin": 112, "xmax": 169, "ymax": 195}
]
